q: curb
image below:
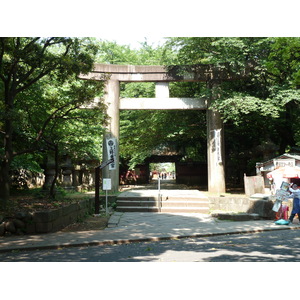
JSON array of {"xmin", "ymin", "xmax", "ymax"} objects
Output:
[
  {"xmin": 107, "ymin": 212, "xmax": 123, "ymax": 228},
  {"xmin": 0, "ymin": 224, "xmax": 299, "ymax": 254}
]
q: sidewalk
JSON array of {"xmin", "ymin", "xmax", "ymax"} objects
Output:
[{"xmin": 1, "ymin": 211, "xmax": 299, "ymax": 253}]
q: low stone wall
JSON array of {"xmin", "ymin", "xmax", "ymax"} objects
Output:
[
  {"xmin": 209, "ymin": 197, "xmax": 251, "ymax": 213},
  {"xmin": 208, "ymin": 196, "xmax": 291, "ymax": 219},
  {"xmin": 0, "ymin": 198, "xmax": 95, "ymax": 236}
]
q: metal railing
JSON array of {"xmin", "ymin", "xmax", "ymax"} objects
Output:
[{"xmin": 158, "ymin": 177, "xmax": 162, "ymax": 212}]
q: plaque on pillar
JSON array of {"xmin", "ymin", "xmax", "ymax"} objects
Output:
[{"xmin": 214, "ymin": 129, "xmax": 222, "ymax": 164}]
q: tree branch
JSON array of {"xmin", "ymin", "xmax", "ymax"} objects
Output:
[
  {"xmin": 13, "ymin": 147, "xmax": 38, "ymax": 157},
  {"xmin": 15, "ymin": 38, "xmax": 74, "ymax": 94},
  {"xmin": 21, "ymin": 37, "xmax": 40, "ymax": 54},
  {"xmin": 15, "ymin": 69, "xmax": 48, "ymax": 94},
  {"xmin": 35, "ymin": 99, "xmax": 81, "ymax": 141}
]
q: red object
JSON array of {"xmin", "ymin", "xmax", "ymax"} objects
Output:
[{"xmin": 275, "ymin": 204, "xmax": 289, "ymax": 220}]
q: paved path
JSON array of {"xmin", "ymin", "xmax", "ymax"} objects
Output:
[
  {"xmin": 1, "ymin": 211, "xmax": 299, "ymax": 253},
  {"xmin": 1, "ymin": 181, "xmax": 299, "ymax": 253}
]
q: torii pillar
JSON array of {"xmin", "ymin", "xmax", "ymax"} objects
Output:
[
  {"xmin": 207, "ymin": 83, "xmax": 226, "ymax": 194},
  {"xmin": 102, "ymin": 79, "xmax": 120, "ymax": 193}
]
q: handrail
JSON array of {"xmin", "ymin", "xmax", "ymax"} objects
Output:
[{"xmin": 158, "ymin": 177, "xmax": 162, "ymax": 212}]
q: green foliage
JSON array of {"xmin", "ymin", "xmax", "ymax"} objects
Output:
[
  {"xmin": 158, "ymin": 37, "xmax": 300, "ymax": 180},
  {"xmin": 270, "ymin": 88, "xmax": 300, "ymax": 105},
  {"xmin": 150, "ymin": 162, "xmax": 175, "ymax": 173},
  {"xmin": 212, "ymin": 93, "xmax": 281, "ymax": 125},
  {"xmin": 265, "ymin": 37, "xmax": 300, "ymax": 87},
  {"xmin": 11, "ymin": 75, "xmax": 106, "ymax": 162},
  {"xmin": 96, "ymin": 38, "xmax": 175, "ymax": 66},
  {"xmin": 0, "ymin": 37, "xmax": 107, "ymax": 206},
  {"xmin": 120, "ymin": 82, "xmax": 155, "ymax": 98},
  {"xmin": 96, "ymin": 40, "xmax": 139, "ymax": 64},
  {"xmin": 120, "ymin": 109, "xmax": 207, "ymax": 167},
  {"xmin": 11, "ymin": 154, "xmax": 43, "ymax": 173},
  {"xmin": 164, "ymin": 37, "xmax": 268, "ymax": 66}
]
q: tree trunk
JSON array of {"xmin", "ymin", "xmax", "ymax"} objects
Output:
[
  {"xmin": 0, "ymin": 93, "xmax": 14, "ymax": 211},
  {"xmin": 0, "ymin": 160, "xmax": 11, "ymax": 210},
  {"xmin": 49, "ymin": 144, "xmax": 59, "ymax": 199}
]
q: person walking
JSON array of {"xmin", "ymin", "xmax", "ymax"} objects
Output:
[{"xmin": 288, "ymin": 183, "xmax": 300, "ymax": 224}]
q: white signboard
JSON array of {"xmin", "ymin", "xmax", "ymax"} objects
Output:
[
  {"xmin": 106, "ymin": 138, "xmax": 117, "ymax": 170},
  {"xmin": 275, "ymin": 189, "xmax": 290, "ymax": 202},
  {"xmin": 103, "ymin": 178, "xmax": 112, "ymax": 190},
  {"xmin": 272, "ymin": 200, "xmax": 282, "ymax": 212},
  {"xmin": 272, "ymin": 182, "xmax": 290, "ymax": 212},
  {"xmin": 274, "ymin": 159, "xmax": 295, "ymax": 168}
]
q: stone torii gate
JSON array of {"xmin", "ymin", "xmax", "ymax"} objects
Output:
[{"xmin": 81, "ymin": 63, "xmax": 252, "ymax": 194}]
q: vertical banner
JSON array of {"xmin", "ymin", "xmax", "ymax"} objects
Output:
[
  {"xmin": 214, "ymin": 129, "xmax": 222, "ymax": 164},
  {"xmin": 106, "ymin": 138, "xmax": 117, "ymax": 170}
]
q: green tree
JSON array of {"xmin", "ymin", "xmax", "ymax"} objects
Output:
[
  {"xmin": 96, "ymin": 38, "xmax": 175, "ymax": 66},
  {"xmin": 164, "ymin": 37, "xmax": 300, "ymax": 181},
  {"xmin": 0, "ymin": 37, "xmax": 103, "ymax": 209},
  {"xmin": 16, "ymin": 77, "xmax": 106, "ymax": 197}
]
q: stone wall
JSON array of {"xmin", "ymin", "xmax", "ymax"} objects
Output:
[
  {"xmin": 208, "ymin": 196, "xmax": 289, "ymax": 219},
  {"xmin": 209, "ymin": 196, "xmax": 251, "ymax": 213},
  {"xmin": 244, "ymin": 175, "xmax": 265, "ymax": 196},
  {"xmin": 0, "ymin": 198, "xmax": 95, "ymax": 236}
]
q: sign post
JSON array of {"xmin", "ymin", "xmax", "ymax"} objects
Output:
[
  {"xmin": 94, "ymin": 158, "xmax": 114, "ymax": 215},
  {"xmin": 103, "ymin": 178, "xmax": 112, "ymax": 215}
]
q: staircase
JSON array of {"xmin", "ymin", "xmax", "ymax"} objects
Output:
[{"xmin": 116, "ymin": 190, "xmax": 210, "ymax": 213}]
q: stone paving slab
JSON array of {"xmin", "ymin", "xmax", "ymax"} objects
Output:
[{"xmin": 107, "ymin": 212, "xmax": 123, "ymax": 228}]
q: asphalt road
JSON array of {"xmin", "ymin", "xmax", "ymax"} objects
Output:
[{"xmin": 2, "ymin": 228, "xmax": 300, "ymax": 262}]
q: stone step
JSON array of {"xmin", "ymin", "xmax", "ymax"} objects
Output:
[
  {"xmin": 116, "ymin": 206, "xmax": 160, "ymax": 213},
  {"xmin": 116, "ymin": 199, "xmax": 209, "ymax": 208},
  {"xmin": 116, "ymin": 200, "xmax": 158, "ymax": 207},
  {"xmin": 116, "ymin": 191, "xmax": 210, "ymax": 213},
  {"xmin": 116, "ymin": 206, "xmax": 210, "ymax": 213},
  {"xmin": 117, "ymin": 196, "xmax": 208, "ymax": 202},
  {"xmin": 162, "ymin": 196, "xmax": 208, "ymax": 202},
  {"xmin": 161, "ymin": 206, "xmax": 209, "ymax": 213},
  {"xmin": 117, "ymin": 197, "xmax": 158, "ymax": 202},
  {"xmin": 162, "ymin": 200, "xmax": 209, "ymax": 208}
]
